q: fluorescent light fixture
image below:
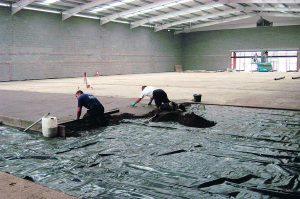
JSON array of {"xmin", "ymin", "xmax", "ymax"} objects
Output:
[
  {"xmin": 39, "ymin": 0, "xmax": 59, "ymax": 5},
  {"xmin": 113, "ymin": 19, "xmax": 155, "ymax": 28},
  {"xmin": 74, "ymin": 14, "xmax": 100, "ymax": 19},
  {"xmin": 112, "ymin": 19, "xmax": 154, "ymax": 27},
  {"xmin": 111, "ymin": 19, "xmax": 154, "ymax": 28},
  {"xmin": 277, "ymin": 4, "xmax": 285, "ymax": 8},
  {"xmin": 112, "ymin": 19, "xmax": 154, "ymax": 28},
  {"xmin": 90, "ymin": 0, "xmax": 135, "ymax": 13},
  {"xmin": 124, "ymin": 0, "xmax": 193, "ymax": 18},
  {"xmin": 112, "ymin": 19, "xmax": 130, "ymax": 24},
  {"xmin": 142, "ymin": 24, "xmax": 154, "ymax": 28},
  {"xmin": 0, "ymin": 2, "xmax": 10, "ymax": 7},
  {"xmin": 24, "ymin": 6, "xmax": 60, "ymax": 13},
  {"xmin": 153, "ymin": 0, "xmax": 192, "ymax": 9}
]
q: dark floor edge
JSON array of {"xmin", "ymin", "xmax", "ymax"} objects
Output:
[
  {"xmin": 199, "ymin": 102, "xmax": 300, "ymax": 112},
  {"xmin": 0, "ymin": 115, "xmax": 42, "ymax": 132}
]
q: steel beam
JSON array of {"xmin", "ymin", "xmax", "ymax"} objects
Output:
[
  {"xmin": 62, "ymin": 0, "xmax": 112, "ymax": 21},
  {"xmin": 214, "ymin": 0, "xmax": 300, "ymax": 3},
  {"xmin": 259, "ymin": 12, "xmax": 300, "ymax": 17},
  {"xmin": 155, "ymin": 9, "xmax": 241, "ymax": 32},
  {"xmin": 100, "ymin": 0, "xmax": 191, "ymax": 25},
  {"xmin": 175, "ymin": 14, "xmax": 252, "ymax": 34},
  {"xmin": 244, "ymin": 7, "xmax": 300, "ymax": 12},
  {"xmin": 130, "ymin": 2, "xmax": 223, "ymax": 29},
  {"xmin": 11, "ymin": 0, "xmax": 36, "ymax": 15}
]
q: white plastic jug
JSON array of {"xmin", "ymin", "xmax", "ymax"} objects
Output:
[{"xmin": 42, "ymin": 116, "xmax": 58, "ymax": 138}]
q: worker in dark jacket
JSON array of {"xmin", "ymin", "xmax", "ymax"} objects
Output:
[{"xmin": 75, "ymin": 90, "xmax": 105, "ymax": 120}]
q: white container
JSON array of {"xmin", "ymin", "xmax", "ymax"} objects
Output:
[{"xmin": 42, "ymin": 116, "xmax": 58, "ymax": 138}]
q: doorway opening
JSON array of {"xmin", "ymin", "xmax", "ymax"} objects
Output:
[{"xmin": 230, "ymin": 50, "xmax": 299, "ymax": 72}]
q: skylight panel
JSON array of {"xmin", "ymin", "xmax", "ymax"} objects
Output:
[
  {"xmin": 39, "ymin": 0, "xmax": 59, "ymax": 5},
  {"xmin": 124, "ymin": 0, "xmax": 194, "ymax": 18},
  {"xmin": 90, "ymin": 0, "xmax": 135, "ymax": 13}
]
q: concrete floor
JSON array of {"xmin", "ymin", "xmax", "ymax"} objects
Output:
[
  {"xmin": 0, "ymin": 72, "xmax": 299, "ymax": 123},
  {"xmin": 0, "ymin": 71, "xmax": 299, "ymax": 199},
  {"xmin": 0, "ymin": 172, "xmax": 76, "ymax": 199}
]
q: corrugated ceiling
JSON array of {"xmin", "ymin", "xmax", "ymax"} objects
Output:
[{"xmin": 1, "ymin": 0, "xmax": 299, "ymax": 34}]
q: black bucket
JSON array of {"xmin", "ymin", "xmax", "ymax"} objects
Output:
[{"xmin": 193, "ymin": 94, "xmax": 202, "ymax": 102}]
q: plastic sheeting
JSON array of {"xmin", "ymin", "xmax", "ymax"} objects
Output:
[{"xmin": 0, "ymin": 105, "xmax": 299, "ymax": 198}]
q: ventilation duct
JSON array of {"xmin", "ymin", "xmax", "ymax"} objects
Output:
[{"xmin": 256, "ymin": 17, "xmax": 273, "ymax": 27}]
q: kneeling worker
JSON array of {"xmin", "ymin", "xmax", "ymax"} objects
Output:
[
  {"xmin": 131, "ymin": 86, "xmax": 170, "ymax": 108},
  {"xmin": 75, "ymin": 90, "xmax": 105, "ymax": 121}
]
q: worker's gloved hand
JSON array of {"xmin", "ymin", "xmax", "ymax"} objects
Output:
[{"xmin": 131, "ymin": 102, "xmax": 137, "ymax": 107}]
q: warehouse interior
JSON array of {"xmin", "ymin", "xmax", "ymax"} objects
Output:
[
  {"xmin": 0, "ymin": 0, "xmax": 300, "ymax": 80},
  {"xmin": 0, "ymin": 0, "xmax": 300, "ymax": 199}
]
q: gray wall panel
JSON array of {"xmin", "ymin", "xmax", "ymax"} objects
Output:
[
  {"xmin": 0, "ymin": 7, "xmax": 182, "ymax": 81},
  {"xmin": 1, "ymin": 5, "xmax": 299, "ymax": 81},
  {"xmin": 182, "ymin": 26, "xmax": 300, "ymax": 71}
]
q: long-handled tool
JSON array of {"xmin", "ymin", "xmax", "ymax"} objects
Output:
[
  {"xmin": 23, "ymin": 113, "xmax": 50, "ymax": 132},
  {"xmin": 145, "ymin": 113, "xmax": 159, "ymax": 123},
  {"xmin": 274, "ymin": 76, "xmax": 285, "ymax": 80}
]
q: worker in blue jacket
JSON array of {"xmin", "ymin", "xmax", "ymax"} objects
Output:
[{"xmin": 75, "ymin": 90, "xmax": 105, "ymax": 120}]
